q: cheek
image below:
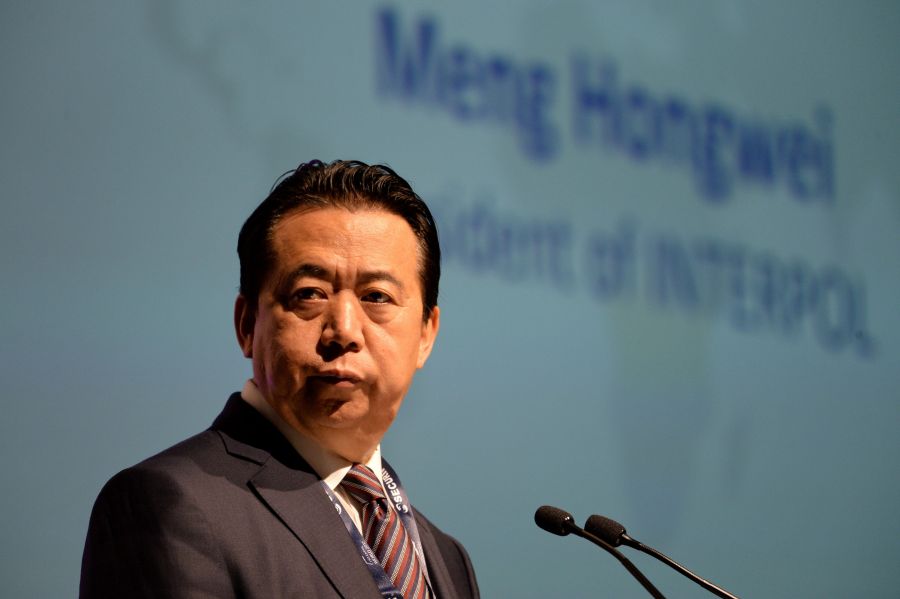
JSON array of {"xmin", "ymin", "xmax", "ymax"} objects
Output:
[
  {"xmin": 257, "ymin": 324, "xmax": 317, "ymax": 386},
  {"xmin": 372, "ymin": 329, "xmax": 423, "ymax": 387}
]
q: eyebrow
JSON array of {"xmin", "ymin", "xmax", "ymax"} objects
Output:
[
  {"xmin": 278, "ymin": 263, "xmax": 405, "ymax": 291},
  {"xmin": 284, "ymin": 263, "xmax": 329, "ymax": 283},
  {"xmin": 357, "ymin": 270, "xmax": 405, "ymax": 291}
]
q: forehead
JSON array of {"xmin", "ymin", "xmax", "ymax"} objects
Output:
[{"xmin": 268, "ymin": 207, "xmax": 422, "ymax": 279}]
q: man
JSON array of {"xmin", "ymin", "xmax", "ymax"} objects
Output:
[{"xmin": 80, "ymin": 160, "xmax": 479, "ymax": 598}]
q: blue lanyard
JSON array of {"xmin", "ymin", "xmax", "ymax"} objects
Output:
[{"xmin": 321, "ymin": 460, "xmax": 433, "ymax": 599}]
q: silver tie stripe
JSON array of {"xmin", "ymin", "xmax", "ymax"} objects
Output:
[{"xmin": 341, "ymin": 464, "xmax": 430, "ymax": 599}]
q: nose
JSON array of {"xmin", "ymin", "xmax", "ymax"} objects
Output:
[{"xmin": 319, "ymin": 291, "xmax": 364, "ymax": 355}]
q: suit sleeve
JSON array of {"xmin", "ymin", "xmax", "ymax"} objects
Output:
[{"xmin": 80, "ymin": 466, "xmax": 233, "ymax": 599}]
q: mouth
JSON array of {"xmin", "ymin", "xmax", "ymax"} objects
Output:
[{"xmin": 308, "ymin": 370, "xmax": 363, "ymax": 388}]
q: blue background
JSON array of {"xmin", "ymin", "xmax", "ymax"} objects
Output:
[{"xmin": 2, "ymin": 2, "xmax": 898, "ymax": 597}]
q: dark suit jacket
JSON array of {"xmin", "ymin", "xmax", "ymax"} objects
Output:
[{"xmin": 80, "ymin": 393, "xmax": 479, "ymax": 598}]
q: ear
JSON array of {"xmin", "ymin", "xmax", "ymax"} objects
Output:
[
  {"xmin": 416, "ymin": 306, "xmax": 440, "ymax": 369},
  {"xmin": 234, "ymin": 294, "xmax": 255, "ymax": 358}
]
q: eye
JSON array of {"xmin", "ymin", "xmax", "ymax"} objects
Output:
[
  {"xmin": 292, "ymin": 287, "xmax": 326, "ymax": 302},
  {"xmin": 361, "ymin": 290, "xmax": 392, "ymax": 304}
]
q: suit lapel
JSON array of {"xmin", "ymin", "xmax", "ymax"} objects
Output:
[
  {"xmin": 249, "ymin": 460, "xmax": 381, "ymax": 598},
  {"xmin": 213, "ymin": 394, "xmax": 380, "ymax": 598}
]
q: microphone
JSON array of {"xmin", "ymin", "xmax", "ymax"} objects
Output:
[
  {"xmin": 534, "ymin": 505, "xmax": 578, "ymax": 536},
  {"xmin": 534, "ymin": 506, "xmax": 665, "ymax": 599},
  {"xmin": 585, "ymin": 514, "xmax": 739, "ymax": 599}
]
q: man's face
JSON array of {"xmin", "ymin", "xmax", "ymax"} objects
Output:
[{"xmin": 235, "ymin": 207, "xmax": 439, "ymax": 461}]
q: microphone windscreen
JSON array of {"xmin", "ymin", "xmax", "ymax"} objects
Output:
[
  {"xmin": 584, "ymin": 514, "xmax": 626, "ymax": 546},
  {"xmin": 534, "ymin": 505, "xmax": 575, "ymax": 536}
]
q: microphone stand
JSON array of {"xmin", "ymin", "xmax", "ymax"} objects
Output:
[
  {"xmin": 619, "ymin": 534, "xmax": 738, "ymax": 599},
  {"xmin": 568, "ymin": 526, "xmax": 666, "ymax": 599}
]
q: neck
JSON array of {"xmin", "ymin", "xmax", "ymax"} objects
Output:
[
  {"xmin": 315, "ymin": 432, "xmax": 378, "ymax": 465},
  {"xmin": 240, "ymin": 380, "xmax": 382, "ymax": 468}
]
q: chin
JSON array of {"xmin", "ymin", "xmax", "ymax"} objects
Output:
[{"xmin": 313, "ymin": 397, "xmax": 372, "ymax": 427}]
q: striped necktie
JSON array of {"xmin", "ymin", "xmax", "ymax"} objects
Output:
[{"xmin": 341, "ymin": 464, "xmax": 430, "ymax": 599}]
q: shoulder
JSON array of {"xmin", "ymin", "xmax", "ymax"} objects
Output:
[
  {"xmin": 88, "ymin": 431, "xmax": 225, "ymax": 540},
  {"xmin": 93, "ymin": 426, "xmax": 267, "ymax": 520},
  {"xmin": 81, "ymin": 429, "xmax": 264, "ymax": 597}
]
